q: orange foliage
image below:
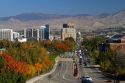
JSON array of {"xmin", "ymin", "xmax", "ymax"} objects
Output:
[
  {"xmin": 40, "ymin": 56, "xmax": 53, "ymax": 71},
  {"xmin": 1, "ymin": 53, "xmax": 29, "ymax": 75},
  {"xmin": 1, "ymin": 52, "xmax": 53, "ymax": 76},
  {"xmin": 56, "ymin": 43, "xmax": 70, "ymax": 52},
  {"xmin": 34, "ymin": 63, "xmax": 42, "ymax": 72}
]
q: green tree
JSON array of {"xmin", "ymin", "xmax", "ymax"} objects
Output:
[
  {"xmin": 0, "ymin": 56, "xmax": 4, "ymax": 69},
  {"xmin": 0, "ymin": 70, "xmax": 26, "ymax": 83}
]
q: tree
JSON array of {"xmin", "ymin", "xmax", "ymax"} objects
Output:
[
  {"xmin": 82, "ymin": 36, "xmax": 106, "ymax": 64},
  {"xmin": 64, "ymin": 37, "xmax": 76, "ymax": 51},
  {"xmin": 113, "ymin": 51, "xmax": 125, "ymax": 82},
  {"xmin": 0, "ymin": 56, "xmax": 4, "ymax": 69},
  {"xmin": 0, "ymin": 68, "xmax": 26, "ymax": 83},
  {"xmin": 0, "ymin": 40, "xmax": 57, "ymax": 81}
]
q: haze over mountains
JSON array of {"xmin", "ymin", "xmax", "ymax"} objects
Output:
[{"xmin": 0, "ymin": 9, "xmax": 125, "ymax": 31}]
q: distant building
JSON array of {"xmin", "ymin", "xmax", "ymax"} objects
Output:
[
  {"xmin": 100, "ymin": 34, "xmax": 125, "ymax": 53},
  {"xmin": 18, "ymin": 35, "xmax": 27, "ymax": 43},
  {"xmin": 39, "ymin": 26, "xmax": 46, "ymax": 40},
  {"xmin": 61, "ymin": 23, "xmax": 76, "ymax": 41},
  {"xmin": 13, "ymin": 32, "xmax": 20, "ymax": 40},
  {"xmin": 23, "ymin": 25, "xmax": 50, "ymax": 41},
  {"xmin": 24, "ymin": 28, "xmax": 39, "ymax": 41},
  {"xmin": 106, "ymin": 34, "xmax": 125, "ymax": 43},
  {"xmin": 0, "ymin": 29, "xmax": 13, "ymax": 41},
  {"xmin": 63, "ymin": 23, "xmax": 75, "ymax": 28},
  {"xmin": 44, "ymin": 25, "xmax": 50, "ymax": 40}
]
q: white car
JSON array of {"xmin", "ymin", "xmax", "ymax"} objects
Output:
[{"xmin": 81, "ymin": 76, "xmax": 93, "ymax": 83}]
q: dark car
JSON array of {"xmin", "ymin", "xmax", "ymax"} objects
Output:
[{"xmin": 81, "ymin": 76, "xmax": 93, "ymax": 83}]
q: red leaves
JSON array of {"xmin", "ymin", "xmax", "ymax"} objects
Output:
[
  {"xmin": 1, "ymin": 44, "xmax": 54, "ymax": 76},
  {"xmin": 2, "ymin": 53, "xmax": 29, "ymax": 75},
  {"xmin": 1, "ymin": 52, "xmax": 53, "ymax": 76},
  {"xmin": 56, "ymin": 42, "xmax": 70, "ymax": 52}
]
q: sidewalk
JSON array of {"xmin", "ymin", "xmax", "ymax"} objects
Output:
[{"xmin": 26, "ymin": 57, "xmax": 60, "ymax": 83}]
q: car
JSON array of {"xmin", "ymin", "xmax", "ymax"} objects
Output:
[
  {"xmin": 79, "ymin": 57, "xmax": 83, "ymax": 65},
  {"xmin": 81, "ymin": 76, "xmax": 93, "ymax": 83}
]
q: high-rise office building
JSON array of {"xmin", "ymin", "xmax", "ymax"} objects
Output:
[
  {"xmin": 39, "ymin": 25, "xmax": 50, "ymax": 40},
  {"xmin": 0, "ymin": 29, "xmax": 13, "ymax": 41},
  {"xmin": 44, "ymin": 25, "xmax": 50, "ymax": 40},
  {"xmin": 39, "ymin": 26, "xmax": 46, "ymax": 40},
  {"xmin": 23, "ymin": 25, "xmax": 50, "ymax": 41},
  {"xmin": 61, "ymin": 23, "xmax": 76, "ymax": 41},
  {"xmin": 24, "ymin": 28, "xmax": 39, "ymax": 41}
]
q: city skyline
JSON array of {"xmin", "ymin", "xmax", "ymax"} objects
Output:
[{"xmin": 0, "ymin": 0, "xmax": 125, "ymax": 17}]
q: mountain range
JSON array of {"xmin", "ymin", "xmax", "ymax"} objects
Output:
[{"xmin": 0, "ymin": 9, "xmax": 125, "ymax": 31}]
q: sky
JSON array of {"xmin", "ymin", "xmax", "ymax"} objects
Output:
[{"xmin": 0, "ymin": 0, "xmax": 125, "ymax": 17}]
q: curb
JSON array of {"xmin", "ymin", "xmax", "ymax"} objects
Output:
[{"xmin": 26, "ymin": 57, "xmax": 60, "ymax": 83}]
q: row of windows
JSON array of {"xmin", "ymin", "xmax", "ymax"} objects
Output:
[
  {"xmin": 24, "ymin": 28, "xmax": 49, "ymax": 40},
  {"xmin": 0, "ymin": 31, "xmax": 12, "ymax": 41}
]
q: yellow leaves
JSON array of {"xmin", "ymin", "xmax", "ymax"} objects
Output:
[
  {"xmin": 28, "ymin": 65, "xmax": 37, "ymax": 76},
  {"xmin": 28, "ymin": 61, "xmax": 53, "ymax": 76},
  {"xmin": 39, "ymin": 55, "xmax": 53, "ymax": 71},
  {"xmin": 27, "ymin": 45, "xmax": 53, "ymax": 75},
  {"xmin": 1, "ymin": 40, "xmax": 55, "ymax": 78}
]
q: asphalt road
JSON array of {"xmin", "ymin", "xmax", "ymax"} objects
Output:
[
  {"xmin": 34, "ymin": 57, "xmax": 117, "ymax": 83},
  {"xmin": 34, "ymin": 59, "xmax": 81, "ymax": 83},
  {"xmin": 79, "ymin": 64, "xmax": 111, "ymax": 83}
]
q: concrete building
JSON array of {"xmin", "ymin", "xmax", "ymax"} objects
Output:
[
  {"xmin": 61, "ymin": 23, "xmax": 76, "ymax": 41},
  {"xmin": 18, "ymin": 35, "xmax": 27, "ymax": 43},
  {"xmin": 23, "ymin": 25, "xmax": 50, "ymax": 41},
  {"xmin": 24, "ymin": 28, "xmax": 39, "ymax": 41},
  {"xmin": 13, "ymin": 32, "xmax": 20, "ymax": 40},
  {"xmin": 0, "ymin": 29, "xmax": 13, "ymax": 41}
]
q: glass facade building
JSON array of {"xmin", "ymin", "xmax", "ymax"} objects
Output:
[
  {"xmin": 24, "ymin": 25, "xmax": 50, "ymax": 41},
  {"xmin": 44, "ymin": 25, "xmax": 50, "ymax": 40}
]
